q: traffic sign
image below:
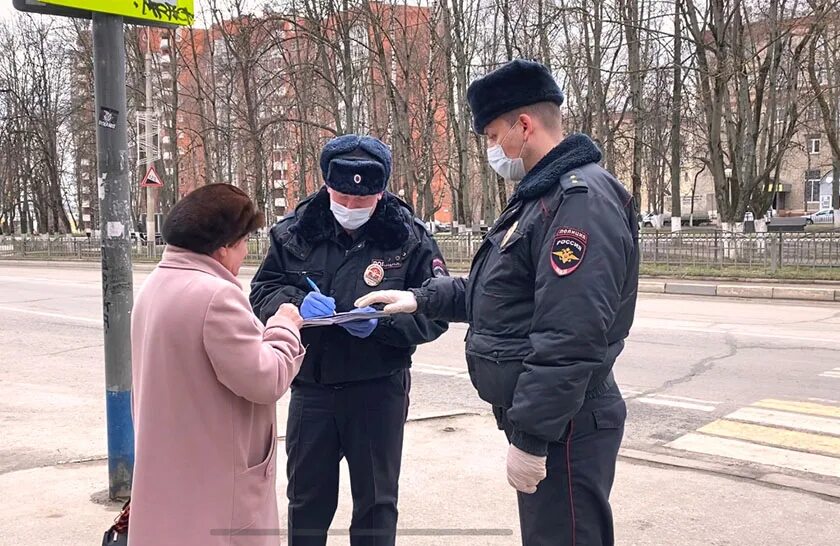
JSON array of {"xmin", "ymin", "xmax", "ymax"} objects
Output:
[
  {"xmin": 141, "ymin": 165, "xmax": 164, "ymax": 188},
  {"xmin": 14, "ymin": 0, "xmax": 90, "ymax": 19},
  {"xmin": 39, "ymin": 0, "xmax": 194, "ymax": 26}
]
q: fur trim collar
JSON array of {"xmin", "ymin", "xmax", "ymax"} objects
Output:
[{"xmin": 511, "ymin": 133, "xmax": 602, "ymax": 202}]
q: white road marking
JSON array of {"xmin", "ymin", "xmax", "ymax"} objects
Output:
[
  {"xmin": 0, "ymin": 305, "xmax": 100, "ymax": 325},
  {"xmin": 636, "ymin": 397, "xmax": 716, "ymax": 412},
  {"xmin": 809, "ymin": 397, "xmax": 840, "ymax": 405},
  {"xmin": 667, "ymin": 432, "xmax": 840, "ymax": 478},
  {"xmin": 622, "ymin": 389, "xmax": 644, "ymax": 397},
  {"xmin": 819, "ymin": 371, "xmax": 840, "ymax": 378},
  {"xmin": 725, "ymin": 407, "xmax": 840, "ymax": 437},
  {"xmin": 413, "ymin": 368, "xmax": 463, "ymax": 378},
  {"xmin": 654, "ymin": 394, "xmax": 723, "ymax": 405},
  {"xmin": 413, "ymin": 363, "xmax": 468, "ymax": 378}
]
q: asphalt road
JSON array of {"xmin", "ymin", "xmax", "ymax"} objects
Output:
[{"xmin": 1, "ymin": 262, "xmax": 839, "ymax": 496}]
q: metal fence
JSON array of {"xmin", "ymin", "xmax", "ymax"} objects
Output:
[
  {"xmin": 0, "ymin": 236, "xmax": 163, "ymax": 262},
  {"xmin": 431, "ymin": 233, "xmax": 483, "ymax": 269},
  {"xmin": 0, "ymin": 236, "xmax": 274, "ymax": 265},
  {"xmin": 2, "ymin": 231, "xmax": 839, "ymax": 272},
  {"xmin": 638, "ymin": 231, "xmax": 840, "ymax": 271}
]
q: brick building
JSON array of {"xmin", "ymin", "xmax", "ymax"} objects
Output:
[{"xmin": 168, "ymin": 2, "xmax": 454, "ymax": 227}]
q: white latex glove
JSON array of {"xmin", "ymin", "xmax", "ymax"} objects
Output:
[
  {"xmin": 506, "ymin": 444, "xmax": 547, "ymax": 494},
  {"xmin": 354, "ymin": 290, "xmax": 418, "ymax": 314}
]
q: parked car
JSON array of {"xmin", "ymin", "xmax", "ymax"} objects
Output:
[
  {"xmin": 802, "ymin": 208, "xmax": 835, "ymax": 225},
  {"xmin": 640, "ymin": 211, "xmax": 714, "ymax": 228},
  {"xmin": 426, "ymin": 221, "xmax": 452, "ymax": 234},
  {"xmin": 640, "ymin": 211, "xmax": 656, "ymax": 228},
  {"xmin": 130, "ymin": 230, "xmax": 164, "ymax": 245}
]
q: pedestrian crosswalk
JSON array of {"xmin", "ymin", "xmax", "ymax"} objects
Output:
[{"xmin": 666, "ymin": 399, "xmax": 840, "ymax": 479}]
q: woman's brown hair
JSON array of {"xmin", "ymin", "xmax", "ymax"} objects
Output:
[{"xmin": 162, "ymin": 184, "xmax": 265, "ymax": 255}]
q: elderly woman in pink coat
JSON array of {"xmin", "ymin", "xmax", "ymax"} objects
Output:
[{"xmin": 128, "ymin": 183, "xmax": 305, "ymax": 546}]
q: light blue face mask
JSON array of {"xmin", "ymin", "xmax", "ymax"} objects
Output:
[
  {"xmin": 330, "ymin": 200, "xmax": 375, "ymax": 230},
  {"xmin": 487, "ymin": 121, "xmax": 527, "ymax": 181}
]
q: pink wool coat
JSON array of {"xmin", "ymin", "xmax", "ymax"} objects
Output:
[{"xmin": 128, "ymin": 246, "xmax": 304, "ymax": 546}]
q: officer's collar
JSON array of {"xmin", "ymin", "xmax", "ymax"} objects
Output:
[
  {"xmin": 511, "ymin": 133, "xmax": 602, "ymax": 202},
  {"xmin": 289, "ymin": 187, "xmax": 410, "ymax": 250}
]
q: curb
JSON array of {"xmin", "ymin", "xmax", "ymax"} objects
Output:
[
  {"xmin": 619, "ymin": 448, "xmax": 840, "ymax": 501},
  {"xmin": 641, "ymin": 274, "xmax": 840, "ymax": 287},
  {"xmin": 639, "ymin": 280, "xmax": 840, "ymax": 302}
]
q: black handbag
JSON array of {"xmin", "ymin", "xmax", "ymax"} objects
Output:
[{"xmin": 101, "ymin": 499, "xmax": 130, "ymax": 546}]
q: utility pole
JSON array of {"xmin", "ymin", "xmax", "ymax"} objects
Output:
[
  {"xmin": 15, "ymin": 0, "xmax": 195, "ymax": 502},
  {"xmin": 144, "ymin": 28, "xmax": 157, "ymax": 254},
  {"xmin": 92, "ymin": 12, "xmax": 134, "ymax": 500}
]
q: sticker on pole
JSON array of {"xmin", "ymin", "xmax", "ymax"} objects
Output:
[
  {"xmin": 98, "ymin": 107, "xmax": 118, "ymax": 130},
  {"xmin": 141, "ymin": 165, "xmax": 164, "ymax": 188}
]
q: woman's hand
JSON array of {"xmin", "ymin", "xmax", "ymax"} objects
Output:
[{"xmin": 268, "ymin": 303, "xmax": 303, "ymax": 330}]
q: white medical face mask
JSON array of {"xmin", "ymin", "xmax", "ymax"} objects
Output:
[
  {"xmin": 330, "ymin": 200, "xmax": 375, "ymax": 230},
  {"xmin": 487, "ymin": 121, "xmax": 527, "ymax": 181}
]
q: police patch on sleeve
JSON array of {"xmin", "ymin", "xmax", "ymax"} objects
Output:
[
  {"xmin": 550, "ymin": 227, "xmax": 588, "ymax": 277},
  {"xmin": 432, "ymin": 257, "xmax": 448, "ymax": 277}
]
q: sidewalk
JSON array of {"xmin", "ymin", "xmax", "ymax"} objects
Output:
[
  {"xmin": 1, "ymin": 414, "xmax": 837, "ymax": 546},
  {"xmin": 639, "ymin": 278, "xmax": 840, "ymax": 302}
]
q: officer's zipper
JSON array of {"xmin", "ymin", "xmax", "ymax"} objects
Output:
[
  {"xmin": 465, "ymin": 203, "xmax": 522, "ymax": 320},
  {"xmin": 486, "ymin": 203, "xmax": 523, "ymax": 239},
  {"xmin": 338, "ymin": 232, "xmax": 419, "ymax": 275},
  {"xmin": 345, "ymin": 240, "xmax": 367, "ymax": 258},
  {"xmin": 330, "ymin": 240, "xmax": 368, "ymax": 292}
]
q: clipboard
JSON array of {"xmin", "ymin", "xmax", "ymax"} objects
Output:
[{"xmin": 301, "ymin": 310, "xmax": 392, "ymax": 329}]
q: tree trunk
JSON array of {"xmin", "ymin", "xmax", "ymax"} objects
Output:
[
  {"xmin": 670, "ymin": 0, "xmax": 683, "ymax": 229},
  {"xmin": 623, "ymin": 0, "xmax": 644, "ymax": 211}
]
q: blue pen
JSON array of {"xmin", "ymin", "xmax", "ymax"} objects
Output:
[{"xmin": 305, "ymin": 276, "xmax": 321, "ymax": 293}]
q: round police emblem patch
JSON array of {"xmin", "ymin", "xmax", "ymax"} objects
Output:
[
  {"xmin": 364, "ymin": 263, "xmax": 385, "ymax": 286},
  {"xmin": 550, "ymin": 227, "xmax": 588, "ymax": 277}
]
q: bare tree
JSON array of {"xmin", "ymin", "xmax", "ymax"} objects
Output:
[
  {"xmin": 806, "ymin": 0, "xmax": 840, "ymax": 220},
  {"xmin": 0, "ymin": 15, "xmax": 73, "ymax": 234},
  {"xmin": 684, "ymin": 0, "xmax": 815, "ymax": 224},
  {"xmin": 440, "ymin": 0, "xmax": 478, "ymax": 226},
  {"xmin": 671, "ymin": 0, "xmax": 684, "ymax": 226}
]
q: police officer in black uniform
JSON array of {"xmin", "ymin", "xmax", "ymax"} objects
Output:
[
  {"xmin": 250, "ymin": 134, "xmax": 449, "ymax": 546},
  {"xmin": 357, "ymin": 60, "xmax": 639, "ymax": 546}
]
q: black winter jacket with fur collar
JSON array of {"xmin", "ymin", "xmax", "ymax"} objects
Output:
[{"xmin": 250, "ymin": 188, "xmax": 449, "ymax": 384}]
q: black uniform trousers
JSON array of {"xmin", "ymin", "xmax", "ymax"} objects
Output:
[
  {"xmin": 501, "ymin": 383, "xmax": 627, "ymax": 546},
  {"xmin": 286, "ymin": 370, "xmax": 410, "ymax": 546}
]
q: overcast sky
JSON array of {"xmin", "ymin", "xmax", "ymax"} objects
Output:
[{"xmin": 0, "ymin": 3, "xmax": 14, "ymax": 20}]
